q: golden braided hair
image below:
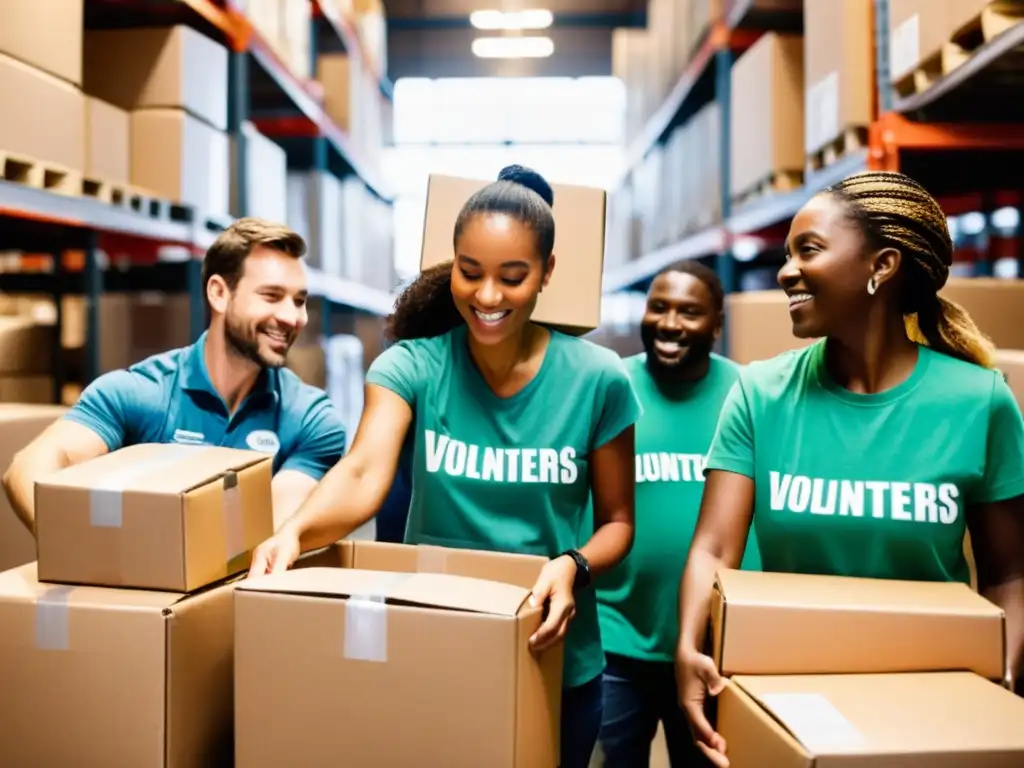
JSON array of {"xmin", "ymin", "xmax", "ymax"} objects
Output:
[{"xmin": 825, "ymin": 171, "xmax": 996, "ymax": 369}]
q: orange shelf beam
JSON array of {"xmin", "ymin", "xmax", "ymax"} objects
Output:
[{"xmin": 869, "ymin": 112, "xmax": 1024, "ymax": 172}]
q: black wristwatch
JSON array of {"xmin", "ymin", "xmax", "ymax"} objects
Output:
[{"xmin": 559, "ymin": 549, "xmax": 591, "ymax": 592}]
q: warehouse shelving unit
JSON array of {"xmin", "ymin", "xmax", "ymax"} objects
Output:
[
  {"xmin": 604, "ymin": 0, "xmax": 1024, "ymax": 353},
  {"xmin": 0, "ymin": 0, "xmax": 397, "ymax": 402}
]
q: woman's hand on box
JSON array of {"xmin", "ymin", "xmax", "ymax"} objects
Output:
[
  {"xmin": 247, "ymin": 526, "xmax": 301, "ymax": 579},
  {"xmin": 527, "ymin": 555, "xmax": 578, "ymax": 652},
  {"xmin": 677, "ymin": 649, "xmax": 729, "ymax": 767}
]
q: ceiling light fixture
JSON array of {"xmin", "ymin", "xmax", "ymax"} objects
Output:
[
  {"xmin": 471, "ymin": 36, "xmax": 555, "ymax": 58},
  {"xmin": 469, "ymin": 9, "xmax": 554, "ymax": 30}
]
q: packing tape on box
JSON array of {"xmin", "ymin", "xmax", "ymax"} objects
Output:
[
  {"xmin": 222, "ymin": 471, "xmax": 245, "ymax": 562},
  {"xmin": 89, "ymin": 445, "xmax": 211, "ymax": 528},
  {"xmin": 344, "ymin": 572, "xmax": 411, "ymax": 663},
  {"xmin": 35, "ymin": 584, "xmax": 73, "ymax": 651},
  {"xmin": 415, "ymin": 544, "xmax": 449, "ymax": 574}
]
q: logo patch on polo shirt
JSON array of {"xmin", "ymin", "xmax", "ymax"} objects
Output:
[
  {"xmin": 173, "ymin": 429, "xmax": 206, "ymax": 445},
  {"xmin": 246, "ymin": 429, "xmax": 281, "ymax": 455}
]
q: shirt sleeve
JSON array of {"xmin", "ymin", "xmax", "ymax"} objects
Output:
[
  {"xmin": 364, "ymin": 341, "xmax": 423, "ymax": 407},
  {"xmin": 62, "ymin": 370, "xmax": 142, "ymax": 451},
  {"xmin": 705, "ymin": 379, "xmax": 755, "ymax": 479},
  {"xmin": 972, "ymin": 372, "xmax": 1024, "ymax": 504},
  {"xmin": 592, "ymin": 358, "xmax": 643, "ymax": 449},
  {"xmin": 279, "ymin": 394, "xmax": 348, "ymax": 481}
]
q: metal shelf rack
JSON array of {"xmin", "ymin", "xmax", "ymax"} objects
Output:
[
  {"xmin": 0, "ymin": 0, "xmax": 398, "ymax": 402},
  {"xmin": 603, "ymin": 0, "xmax": 1024, "ymax": 355}
]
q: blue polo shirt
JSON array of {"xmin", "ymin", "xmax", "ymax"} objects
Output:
[{"xmin": 64, "ymin": 331, "xmax": 347, "ymax": 480}]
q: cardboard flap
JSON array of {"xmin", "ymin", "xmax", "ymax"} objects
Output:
[
  {"xmin": 0, "ymin": 403, "xmax": 67, "ymax": 423},
  {"xmin": 239, "ymin": 567, "xmax": 531, "ymax": 616},
  {"xmin": 37, "ymin": 443, "xmax": 269, "ymax": 494},
  {"xmin": 715, "ymin": 568, "xmax": 1002, "ymax": 616}
]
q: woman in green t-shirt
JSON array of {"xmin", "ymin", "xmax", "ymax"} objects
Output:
[
  {"xmin": 676, "ymin": 171, "xmax": 1024, "ymax": 766},
  {"xmin": 250, "ymin": 165, "xmax": 642, "ymax": 768}
]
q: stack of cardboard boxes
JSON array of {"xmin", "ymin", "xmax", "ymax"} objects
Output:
[
  {"xmin": 84, "ymin": 24, "xmax": 231, "ymax": 218},
  {"xmin": 0, "ymin": 443, "xmax": 275, "ymax": 766},
  {"xmin": 710, "ymin": 569, "xmax": 1024, "ymax": 764}
]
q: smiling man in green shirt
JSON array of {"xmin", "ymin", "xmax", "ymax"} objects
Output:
[{"xmin": 594, "ymin": 264, "xmax": 760, "ymax": 767}]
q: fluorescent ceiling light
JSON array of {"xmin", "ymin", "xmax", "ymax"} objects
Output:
[
  {"xmin": 470, "ymin": 9, "xmax": 554, "ymax": 30},
  {"xmin": 472, "ymin": 36, "xmax": 555, "ymax": 58}
]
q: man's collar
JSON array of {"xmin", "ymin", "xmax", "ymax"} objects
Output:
[{"xmin": 181, "ymin": 331, "xmax": 278, "ymax": 407}]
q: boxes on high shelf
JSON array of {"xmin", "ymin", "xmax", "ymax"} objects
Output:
[
  {"xmin": 0, "ymin": 52, "xmax": 85, "ymax": 176},
  {"xmin": 693, "ymin": 100, "xmax": 722, "ymax": 229},
  {"xmin": 687, "ymin": 0, "xmax": 724, "ymax": 59},
  {"xmin": 0, "ymin": 0, "xmax": 82, "ymax": 85},
  {"xmin": 318, "ymin": 52, "xmax": 387, "ymax": 170},
  {"xmin": 130, "ymin": 108, "xmax": 230, "ymax": 215},
  {"xmin": 351, "ymin": 0, "xmax": 389, "ymax": 75},
  {"xmin": 35, "ymin": 443, "xmax": 275, "ymax": 592},
  {"xmin": 231, "ymin": 121, "xmax": 288, "ymax": 221},
  {"xmin": 802, "ymin": 0, "xmax": 874, "ymax": 158},
  {"xmin": 729, "ymin": 32, "xmax": 804, "ymax": 201},
  {"xmin": 247, "ymin": 0, "xmax": 285, "ymax": 60},
  {"xmin": 888, "ymin": 0, "xmax": 955, "ymax": 81},
  {"xmin": 235, "ymin": 540, "xmax": 562, "ymax": 767},
  {"xmin": 83, "ymin": 26, "xmax": 229, "ymax": 131},
  {"xmin": 634, "ymin": 146, "xmax": 664, "ymax": 257},
  {"xmin": 661, "ymin": 126, "xmax": 687, "ymax": 244},
  {"xmin": 281, "ymin": 0, "xmax": 312, "ymax": 79},
  {"xmin": 285, "ymin": 170, "xmax": 345, "ymax": 275},
  {"xmin": 611, "ymin": 28, "xmax": 653, "ymax": 144},
  {"xmin": 646, "ymin": 0, "xmax": 685, "ymax": 103},
  {"xmin": 85, "ymin": 97, "xmax": 130, "ymax": 185},
  {"xmin": 0, "ymin": 561, "xmax": 237, "ymax": 767}
]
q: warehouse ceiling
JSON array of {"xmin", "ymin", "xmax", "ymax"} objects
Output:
[{"xmin": 385, "ymin": 0, "xmax": 645, "ymax": 79}]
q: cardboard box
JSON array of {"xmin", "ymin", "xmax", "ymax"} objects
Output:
[
  {"xmin": 131, "ymin": 108, "xmax": 230, "ymax": 216},
  {"xmin": 0, "ymin": 51, "xmax": 85, "ymax": 172},
  {"xmin": 730, "ymin": 33, "xmax": 804, "ymax": 198},
  {"xmin": 83, "ymin": 26, "xmax": 229, "ymax": 131},
  {"xmin": 35, "ymin": 444, "xmax": 274, "ymax": 591},
  {"xmin": 0, "ymin": 561, "xmax": 235, "ymax": 767},
  {"xmin": 420, "ymin": 174, "xmax": 608, "ymax": 334},
  {"xmin": 996, "ymin": 348, "xmax": 1024, "ymax": 408},
  {"xmin": 803, "ymin": 0, "xmax": 874, "ymax": 155},
  {"xmin": 0, "ymin": 0, "xmax": 82, "ymax": 85},
  {"xmin": 231, "ymin": 121, "xmax": 287, "ymax": 221},
  {"xmin": 889, "ymin": 0, "xmax": 951, "ymax": 80},
  {"xmin": 711, "ymin": 569, "xmax": 1006, "ymax": 681},
  {"xmin": 0, "ymin": 316, "xmax": 55, "ymax": 375},
  {"xmin": 235, "ymin": 540, "xmax": 561, "ymax": 768},
  {"xmin": 940, "ymin": 277, "xmax": 1024, "ymax": 350},
  {"xmin": 85, "ymin": 96, "xmax": 130, "ymax": 184},
  {"xmin": 0, "ymin": 405, "xmax": 67, "ymax": 571},
  {"xmin": 718, "ymin": 671, "xmax": 1024, "ymax": 766},
  {"xmin": 725, "ymin": 290, "xmax": 811, "ymax": 363}
]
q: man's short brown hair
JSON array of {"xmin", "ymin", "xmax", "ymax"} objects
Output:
[{"xmin": 202, "ymin": 217, "xmax": 307, "ymax": 294}]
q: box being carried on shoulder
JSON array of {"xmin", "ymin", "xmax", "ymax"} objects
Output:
[
  {"xmin": 35, "ymin": 443, "xmax": 274, "ymax": 592},
  {"xmin": 236, "ymin": 540, "xmax": 563, "ymax": 768}
]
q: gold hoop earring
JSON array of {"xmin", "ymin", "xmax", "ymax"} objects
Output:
[{"xmin": 867, "ymin": 277, "xmax": 877, "ymax": 296}]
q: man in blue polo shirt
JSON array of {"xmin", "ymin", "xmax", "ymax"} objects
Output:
[{"xmin": 3, "ymin": 218, "xmax": 347, "ymax": 533}]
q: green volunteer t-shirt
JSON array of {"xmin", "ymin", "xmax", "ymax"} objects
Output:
[
  {"xmin": 707, "ymin": 339, "xmax": 1024, "ymax": 584},
  {"xmin": 365, "ymin": 324, "xmax": 643, "ymax": 689},
  {"xmin": 594, "ymin": 353, "xmax": 762, "ymax": 663}
]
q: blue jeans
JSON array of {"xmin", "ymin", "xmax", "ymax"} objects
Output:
[
  {"xmin": 598, "ymin": 653, "xmax": 708, "ymax": 767},
  {"xmin": 561, "ymin": 674, "xmax": 604, "ymax": 768}
]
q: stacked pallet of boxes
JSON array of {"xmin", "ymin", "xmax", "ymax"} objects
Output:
[
  {"xmin": 244, "ymin": 0, "xmax": 312, "ymax": 79},
  {"xmin": 0, "ymin": 444, "xmax": 276, "ymax": 765},
  {"xmin": 0, "ymin": 1, "xmax": 86, "ymax": 198},
  {"xmin": 83, "ymin": 23, "xmax": 230, "ymax": 218},
  {"xmin": 888, "ymin": 0, "xmax": 1007, "ymax": 97},
  {"xmin": 710, "ymin": 569, "xmax": 1024, "ymax": 763}
]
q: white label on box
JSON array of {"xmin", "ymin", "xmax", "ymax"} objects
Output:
[
  {"xmin": 805, "ymin": 72, "xmax": 839, "ymax": 154},
  {"xmin": 890, "ymin": 14, "xmax": 921, "ymax": 79},
  {"xmin": 759, "ymin": 693, "xmax": 866, "ymax": 752}
]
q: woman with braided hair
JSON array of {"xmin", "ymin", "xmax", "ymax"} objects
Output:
[{"xmin": 675, "ymin": 171, "xmax": 1024, "ymax": 766}]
